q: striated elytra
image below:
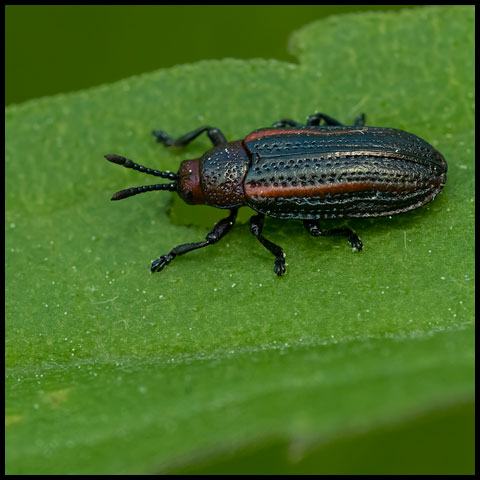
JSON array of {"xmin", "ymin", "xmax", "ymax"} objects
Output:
[{"xmin": 105, "ymin": 113, "xmax": 447, "ymax": 276}]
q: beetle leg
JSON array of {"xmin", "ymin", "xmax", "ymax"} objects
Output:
[
  {"xmin": 303, "ymin": 219, "xmax": 363, "ymax": 251},
  {"xmin": 249, "ymin": 214, "xmax": 286, "ymax": 276},
  {"xmin": 151, "ymin": 208, "xmax": 238, "ymax": 273},
  {"xmin": 152, "ymin": 126, "xmax": 227, "ymax": 148},
  {"xmin": 306, "ymin": 113, "xmax": 344, "ymax": 127},
  {"xmin": 354, "ymin": 113, "xmax": 366, "ymax": 127},
  {"xmin": 272, "ymin": 119, "xmax": 305, "ymax": 128}
]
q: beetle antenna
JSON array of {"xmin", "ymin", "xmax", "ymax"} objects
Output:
[
  {"xmin": 111, "ymin": 183, "xmax": 177, "ymax": 201},
  {"xmin": 105, "ymin": 154, "xmax": 177, "ymax": 180}
]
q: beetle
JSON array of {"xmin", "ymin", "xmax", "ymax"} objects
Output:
[{"xmin": 105, "ymin": 112, "xmax": 447, "ymax": 276}]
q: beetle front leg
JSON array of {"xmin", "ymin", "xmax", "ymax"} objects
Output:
[
  {"xmin": 153, "ymin": 126, "xmax": 227, "ymax": 148},
  {"xmin": 303, "ymin": 219, "xmax": 363, "ymax": 251},
  {"xmin": 151, "ymin": 208, "xmax": 238, "ymax": 273},
  {"xmin": 249, "ymin": 214, "xmax": 286, "ymax": 276}
]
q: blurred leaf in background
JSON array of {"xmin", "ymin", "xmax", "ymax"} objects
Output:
[
  {"xmin": 5, "ymin": 5, "xmax": 474, "ymax": 475},
  {"xmin": 6, "ymin": 5, "xmax": 418, "ymax": 105}
]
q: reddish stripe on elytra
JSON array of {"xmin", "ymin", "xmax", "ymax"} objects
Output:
[
  {"xmin": 245, "ymin": 128, "xmax": 366, "ymax": 143},
  {"xmin": 245, "ymin": 181, "xmax": 415, "ymax": 199}
]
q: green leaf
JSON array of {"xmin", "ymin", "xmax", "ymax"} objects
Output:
[{"xmin": 5, "ymin": 5, "xmax": 474, "ymax": 475}]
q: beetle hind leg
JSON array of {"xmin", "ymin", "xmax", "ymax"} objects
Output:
[
  {"xmin": 353, "ymin": 113, "xmax": 366, "ymax": 126},
  {"xmin": 249, "ymin": 214, "xmax": 286, "ymax": 276},
  {"xmin": 306, "ymin": 113, "xmax": 344, "ymax": 127},
  {"xmin": 151, "ymin": 209, "xmax": 238, "ymax": 273},
  {"xmin": 272, "ymin": 119, "xmax": 305, "ymax": 128},
  {"xmin": 303, "ymin": 219, "xmax": 363, "ymax": 251},
  {"xmin": 305, "ymin": 113, "xmax": 367, "ymax": 127}
]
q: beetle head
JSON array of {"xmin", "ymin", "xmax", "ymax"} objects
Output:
[{"xmin": 176, "ymin": 159, "xmax": 205, "ymax": 205}]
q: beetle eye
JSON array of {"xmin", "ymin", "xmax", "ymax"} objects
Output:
[{"xmin": 184, "ymin": 190, "xmax": 193, "ymax": 202}]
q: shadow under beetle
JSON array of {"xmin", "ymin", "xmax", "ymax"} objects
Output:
[{"xmin": 105, "ymin": 113, "xmax": 447, "ymax": 276}]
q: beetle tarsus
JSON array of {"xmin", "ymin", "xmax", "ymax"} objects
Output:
[
  {"xmin": 151, "ymin": 254, "xmax": 175, "ymax": 273},
  {"xmin": 354, "ymin": 113, "xmax": 366, "ymax": 127},
  {"xmin": 273, "ymin": 113, "xmax": 366, "ymax": 129},
  {"xmin": 152, "ymin": 130, "xmax": 175, "ymax": 146},
  {"xmin": 274, "ymin": 256, "xmax": 286, "ymax": 276},
  {"xmin": 303, "ymin": 220, "xmax": 363, "ymax": 252},
  {"xmin": 348, "ymin": 234, "xmax": 363, "ymax": 251},
  {"xmin": 306, "ymin": 113, "xmax": 344, "ymax": 127},
  {"xmin": 272, "ymin": 119, "xmax": 304, "ymax": 128}
]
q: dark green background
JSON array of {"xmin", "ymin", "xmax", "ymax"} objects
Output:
[{"xmin": 6, "ymin": 5, "xmax": 417, "ymax": 105}]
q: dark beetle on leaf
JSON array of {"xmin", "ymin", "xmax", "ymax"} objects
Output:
[{"xmin": 105, "ymin": 113, "xmax": 447, "ymax": 276}]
